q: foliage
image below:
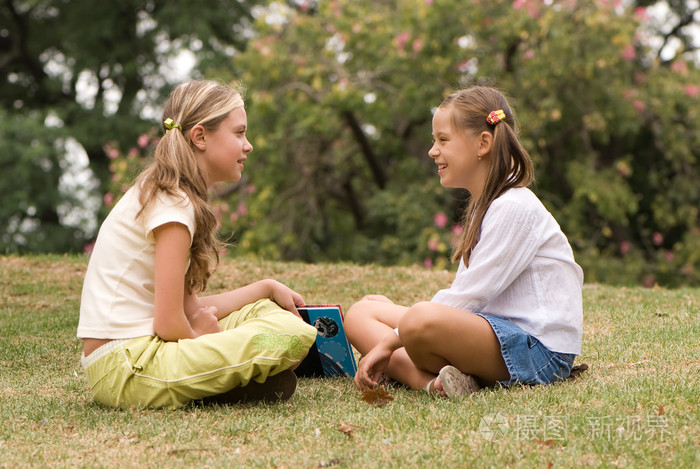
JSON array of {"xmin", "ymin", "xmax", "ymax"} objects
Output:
[
  {"xmin": 203, "ymin": 0, "xmax": 700, "ymax": 286},
  {"xmin": 0, "ymin": 108, "xmax": 91, "ymax": 253},
  {"xmin": 0, "ymin": 0, "xmax": 263, "ymax": 251},
  {"xmin": 3, "ymin": 0, "xmax": 700, "ymax": 286}
]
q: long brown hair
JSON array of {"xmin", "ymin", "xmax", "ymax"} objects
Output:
[
  {"xmin": 442, "ymin": 86, "xmax": 534, "ymax": 265},
  {"xmin": 135, "ymin": 80, "xmax": 245, "ymax": 293}
]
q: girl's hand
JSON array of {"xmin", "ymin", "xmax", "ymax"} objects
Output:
[
  {"xmin": 354, "ymin": 341, "xmax": 394, "ymax": 390},
  {"xmin": 267, "ymin": 280, "xmax": 305, "ymax": 316},
  {"xmin": 189, "ymin": 306, "xmax": 221, "ymax": 337}
]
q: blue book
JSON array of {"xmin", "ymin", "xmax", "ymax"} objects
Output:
[{"xmin": 296, "ymin": 304, "xmax": 357, "ymax": 378}]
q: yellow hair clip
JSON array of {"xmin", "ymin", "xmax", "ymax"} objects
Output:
[
  {"xmin": 163, "ymin": 118, "xmax": 182, "ymax": 132},
  {"xmin": 486, "ymin": 110, "xmax": 506, "ymax": 125}
]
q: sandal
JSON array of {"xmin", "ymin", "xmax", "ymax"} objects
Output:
[
  {"xmin": 425, "ymin": 377, "xmax": 437, "ymax": 394},
  {"xmin": 438, "ymin": 365, "xmax": 480, "ymax": 398},
  {"xmin": 200, "ymin": 370, "xmax": 298, "ymax": 405}
]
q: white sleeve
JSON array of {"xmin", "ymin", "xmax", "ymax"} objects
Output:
[
  {"xmin": 431, "ymin": 198, "xmax": 541, "ymax": 312},
  {"xmin": 143, "ymin": 191, "xmax": 196, "ymax": 244}
]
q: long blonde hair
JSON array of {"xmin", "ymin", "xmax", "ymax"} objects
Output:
[
  {"xmin": 136, "ymin": 80, "xmax": 245, "ymax": 293},
  {"xmin": 442, "ymin": 86, "xmax": 534, "ymax": 265}
]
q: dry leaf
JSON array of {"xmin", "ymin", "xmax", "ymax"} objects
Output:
[
  {"xmin": 656, "ymin": 405, "xmax": 665, "ymax": 415},
  {"xmin": 567, "ymin": 363, "xmax": 589, "ymax": 380},
  {"xmin": 360, "ymin": 386, "xmax": 394, "ymax": 406},
  {"xmin": 337, "ymin": 421, "xmax": 360, "ymax": 438}
]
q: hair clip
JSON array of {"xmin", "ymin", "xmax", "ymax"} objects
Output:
[
  {"xmin": 164, "ymin": 118, "xmax": 182, "ymax": 132},
  {"xmin": 486, "ymin": 110, "xmax": 506, "ymax": 125}
]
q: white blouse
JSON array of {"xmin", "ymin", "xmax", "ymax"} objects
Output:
[{"xmin": 431, "ymin": 187, "xmax": 583, "ymax": 354}]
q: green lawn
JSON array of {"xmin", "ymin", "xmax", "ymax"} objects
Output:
[{"xmin": 1, "ymin": 255, "xmax": 698, "ymax": 468}]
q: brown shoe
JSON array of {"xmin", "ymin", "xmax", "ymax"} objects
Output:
[{"xmin": 200, "ymin": 370, "xmax": 298, "ymax": 405}]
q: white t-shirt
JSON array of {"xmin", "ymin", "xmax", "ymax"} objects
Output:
[
  {"xmin": 77, "ymin": 186, "xmax": 196, "ymax": 339},
  {"xmin": 431, "ymin": 187, "xmax": 583, "ymax": 354}
]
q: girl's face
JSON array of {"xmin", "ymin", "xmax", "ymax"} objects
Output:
[
  {"xmin": 198, "ymin": 107, "xmax": 253, "ymax": 187},
  {"xmin": 428, "ymin": 106, "xmax": 490, "ymax": 198}
]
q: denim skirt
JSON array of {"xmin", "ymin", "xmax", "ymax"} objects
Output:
[{"xmin": 476, "ymin": 313, "xmax": 576, "ymax": 387}]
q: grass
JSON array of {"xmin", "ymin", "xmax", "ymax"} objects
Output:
[{"xmin": 0, "ymin": 254, "xmax": 698, "ymax": 468}]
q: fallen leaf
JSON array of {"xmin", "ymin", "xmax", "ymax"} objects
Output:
[
  {"xmin": 567, "ymin": 363, "xmax": 589, "ymax": 380},
  {"xmin": 337, "ymin": 421, "xmax": 361, "ymax": 438},
  {"xmin": 536, "ymin": 438, "xmax": 556, "ymax": 447},
  {"xmin": 361, "ymin": 386, "xmax": 394, "ymax": 406},
  {"xmin": 656, "ymin": 405, "xmax": 665, "ymax": 415}
]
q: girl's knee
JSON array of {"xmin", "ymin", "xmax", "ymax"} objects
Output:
[
  {"xmin": 344, "ymin": 300, "xmax": 371, "ymax": 336},
  {"xmin": 398, "ymin": 302, "xmax": 434, "ymax": 342}
]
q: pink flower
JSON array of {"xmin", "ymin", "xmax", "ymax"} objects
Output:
[
  {"xmin": 425, "ymin": 0, "xmax": 433, "ymax": 5},
  {"xmin": 128, "ymin": 147, "xmax": 139, "ymax": 157},
  {"xmin": 451, "ymin": 224, "xmax": 463, "ymax": 236},
  {"xmin": 83, "ymin": 241, "xmax": 95, "ymax": 254},
  {"xmin": 620, "ymin": 240, "xmax": 630, "ymax": 255},
  {"xmin": 621, "ymin": 44, "xmax": 636, "ymax": 61},
  {"xmin": 106, "ymin": 147, "xmax": 119, "ymax": 160},
  {"xmin": 103, "ymin": 192, "xmax": 114, "ymax": 207},
  {"xmin": 412, "ymin": 39, "xmax": 424, "ymax": 53},
  {"xmin": 633, "ymin": 100, "xmax": 645, "ymax": 113},
  {"xmin": 634, "ymin": 7, "xmax": 649, "ymax": 20},
  {"xmin": 237, "ymin": 203, "xmax": 248, "ymax": 217},
  {"xmin": 396, "ymin": 32, "xmax": 410, "ymax": 52},
  {"xmin": 685, "ymin": 85, "xmax": 700, "ymax": 98},
  {"xmin": 513, "ymin": 0, "xmax": 541, "ymax": 18},
  {"xmin": 664, "ymin": 251, "xmax": 675, "ymax": 262},
  {"xmin": 671, "ymin": 61, "xmax": 688, "ymax": 73},
  {"xmin": 137, "ymin": 134, "xmax": 149, "ymax": 148},
  {"xmin": 652, "ymin": 232, "xmax": 663, "ymax": 246},
  {"xmin": 434, "ymin": 212, "xmax": 448, "ymax": 228},
  {"xmin": 424, "ymin": 258, "xmax": 434, "ymax": 269},
  {"xmin": 427, "ymin": 237, "xmax": 439, "ymax": 252}
]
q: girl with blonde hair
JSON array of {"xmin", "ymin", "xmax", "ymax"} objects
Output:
[{"xmin": 78, "ymin": 80, "xmax": 317, "ymax": 409}]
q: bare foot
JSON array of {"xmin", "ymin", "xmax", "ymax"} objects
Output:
[{"xmin": 426, "ymin": 377, "xmax": 447, "ymax": 398}]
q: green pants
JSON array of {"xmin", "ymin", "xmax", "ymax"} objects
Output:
[{"xmin": 81, "ymin": 299, "xmax": 317, "ymax": 409}]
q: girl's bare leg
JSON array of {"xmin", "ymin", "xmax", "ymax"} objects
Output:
[
  {"xmin": 398, "ymin": 302, "xmax": 509, "ymax": 387},
  {"xmin": 345, "ymin": 297, "xmax": 436, "ymax": 389}
]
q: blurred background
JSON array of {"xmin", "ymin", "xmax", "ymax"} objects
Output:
[{"xmin": 1, "ymin": 0, "xmax": 699, "ymax": 287}]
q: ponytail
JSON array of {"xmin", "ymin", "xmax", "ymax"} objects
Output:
[
  {"xmin": 135, "ymin": 80, "xmax": 244, "ymax": 293},
  {"xmin": 443, "ymin": 86, "xmax": 534, "ymax": 265}
]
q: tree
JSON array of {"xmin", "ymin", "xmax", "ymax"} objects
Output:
[
  {"xmin": 213, "ymin": 0, "xmax": 700, "ymax": 285},
  {"xmin": 0, "ymin": 0, "xmax": 262, "ymax": 252}
]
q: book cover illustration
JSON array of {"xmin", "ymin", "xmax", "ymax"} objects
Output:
[{"xmin": 296, "ymin": 305, "xmax": 357, "ymax": 378}]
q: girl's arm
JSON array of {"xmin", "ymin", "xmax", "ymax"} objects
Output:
[
  {"xmin": 153, "ymin": 222, "xmax": 220, "ymax": 341},
  {"xmin": 193, "ymin": 279, "xmax": 305, "ymax": 320},
  {"xmin": 354, "ymin": 330, "xmax": 403, "ymax": 389}
]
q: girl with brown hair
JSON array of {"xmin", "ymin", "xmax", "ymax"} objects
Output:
[{"xmin": 346, "ymin": 86, "xmax": 583, "ymax": 397}]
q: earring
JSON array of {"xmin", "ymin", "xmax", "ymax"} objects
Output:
[{"xmin": 200, "ymin": 145, "xmax": 206, "ymax": 151}]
